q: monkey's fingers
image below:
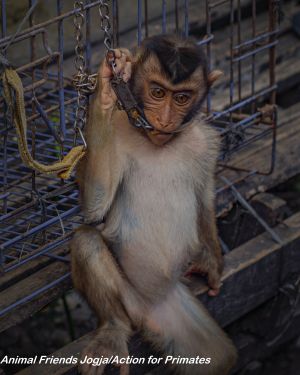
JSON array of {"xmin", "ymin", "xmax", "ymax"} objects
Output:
[
  {"xmin": 122, "ymin": 62, "xmax": 132, "ymax": 82},
  {"xmin": 207, "ymin": 274, "xmax": 222, "ymax": 297},
  {"xmin": 185, "ymin": 265, "xmax": 222, "ymax": 296},
  {"xmin": 208, "ymin": 287, "xmax": 220, "ymax": 297},
  {"xmin": 118, "ymin": 48, "xmax": 132, "ymax": 61},
  {"xmin": 78, "ymin": 346, "xmax": 108, "ymax": 375},
  {"xmin": 99, "ymin": 49, "xmax": 126, "ymax": 82},
  {"xmin": 99, "ymin": 47, "xmax": 132, "ymax": 80},
  {"xmin": 97, "ymin": 47, "xmax": 133, "ymax": 110},
  {"xmin": 113, "ymin": 53, "xmax": 131, "ymax": 79},
  {"xmin": 113, "ymin": 48, "xmax": 132, "ymax": 61}
]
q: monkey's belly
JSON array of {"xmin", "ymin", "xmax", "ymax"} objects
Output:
[{"xmin": 102, "ymin": 172, "xmax": 199, "ymax": 298}]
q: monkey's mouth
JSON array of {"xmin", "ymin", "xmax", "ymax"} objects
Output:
[
  {"xmin": 142, "ymin": 111, "xmax": 179, "ymax": 143},
  {"xmin": 150, "ymin": 129, "xmax": 172, "ymax": 136},
  {"xmin": 147, "ymin": 131, "xmax": 174, "ymax": 146}
]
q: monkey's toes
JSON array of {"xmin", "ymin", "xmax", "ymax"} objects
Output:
[
  {"xmin": 78, "ymin": 347, "xmax": 106, "ymax": 375},
  {"xmin": 207, "ymin": 277, "xmax": 222, "ymax": 297},
  {"xmin": 78, "ymin": 340, "xmax": 130, "ymax": 375},
  {"xmin": 208, "ymin": 287, "xmax": 220, "ymax": 297}
]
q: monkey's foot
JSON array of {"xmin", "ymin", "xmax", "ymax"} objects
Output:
[
  {"xmin": 78, "ymin": 327, "xmax": 130, "ymax": 375},
  {"xmin": 184, "ymin": 265, "xmax": 222, "ymax": 297}
]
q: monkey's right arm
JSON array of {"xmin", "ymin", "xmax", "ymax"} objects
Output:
[{"xmin": 77, "ymin": 49, "xmax": 132, "ymax": 224}]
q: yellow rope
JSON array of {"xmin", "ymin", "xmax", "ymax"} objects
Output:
[{"xmin": 2, "ymin": 67, "xmax": 86, "ymax": 179}]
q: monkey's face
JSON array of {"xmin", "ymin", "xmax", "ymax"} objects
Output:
[
  {"xmin": 132, "ymin": 55, "xmax": 208, "ymax": 146},
  {"xmin": 144, "ymin": 79, "xmax": 196, "ymax": 145}
]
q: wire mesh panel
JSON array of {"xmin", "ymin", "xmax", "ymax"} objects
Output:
[{"xmin": 0, "ymin": 0, "xmax": 280, "ymax": 316}]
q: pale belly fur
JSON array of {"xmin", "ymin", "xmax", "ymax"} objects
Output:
[{"xmin": 102, "ymin": 137, "xmax": 200, "ymax": 299}]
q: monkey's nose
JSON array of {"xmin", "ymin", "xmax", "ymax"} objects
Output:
[{"xmin": 156, "ymin": 118, "xmax": 169, "ymax": 128}]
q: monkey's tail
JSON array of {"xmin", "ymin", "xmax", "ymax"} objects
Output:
[{"xmin": 145, "ymin": 282, "xmax": 237, "ymax": 375}]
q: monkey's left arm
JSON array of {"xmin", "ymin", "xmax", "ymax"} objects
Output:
[{"xmin": 186, "ymin": 181, "xmax": 223, "ymax": 296}]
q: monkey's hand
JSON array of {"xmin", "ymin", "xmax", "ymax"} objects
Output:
[
  {"xmin": 98, "ymin": 48, "xmax": 132, "ymax": 111},
  {"xmin": 184, "ymin": 259, "xmax": 223, "ymax": 297}
]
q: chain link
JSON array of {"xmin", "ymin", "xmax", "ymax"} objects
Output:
[
  {"xmin": 73, "ymin": 1, "xmax": 85, "ymax": 74},
  {"xmin": 72, "ymin": 0, "xmax": 117, "ymax": 146},
  {"xmin": 98, "ymin": 0, "xmax": 118, "ymax": 73},
  {"xmin": 98, "ymin": 0, "xmax": 113, "ymax": 52},
  {"xmin": 72, "ymin": 1, "xmax": 97, "ymax": 147}
]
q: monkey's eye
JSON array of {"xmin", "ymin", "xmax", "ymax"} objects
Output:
[
  {"xmin": 174, "ymin": 93, "xmax": 191, "ymax": 105},
  {"xmin": 150, "ymin": 87, "xmax": 165, "ymax": 99}
]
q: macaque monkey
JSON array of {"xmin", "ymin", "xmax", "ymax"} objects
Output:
[{"xmin": 71, "ymin": 35, "xmax": 237, "ymax": 375}]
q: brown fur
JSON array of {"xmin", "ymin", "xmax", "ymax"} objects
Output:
[{"xmin": 71, "ymin": 35, "xmax": 237, "ymax": 375}]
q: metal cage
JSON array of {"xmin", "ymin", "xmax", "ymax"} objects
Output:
[{"xmin": 0, "ymin": 0, "xmax": 280, "ymax": 317}]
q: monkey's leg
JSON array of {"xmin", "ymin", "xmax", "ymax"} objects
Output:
[
  {"xmin": 70, "ymin": 225, "xmax": 140, "ymax": 375},
  {"xmin": 143, "ymin": 283, "xmax": 237, "ymax": 375}
]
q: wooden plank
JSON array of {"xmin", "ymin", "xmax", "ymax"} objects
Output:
[
  {"xmin": 0, "ymin": 237, "xmax": 70, "ymax": 292},
  {"xmin": 198, "ymin": 212, "xmax": 300, "ymax": 326},
  {"xmin": 250, "ymin": 192, "xmax": 288, "ymax": 221},
  {"xmin": 0, "ymin": 261, "xmax": 71, "ymax": 333},
  {"xmin": 230, "ymin": 286, "xmax": 300, "ymax": 372},
  {"xmin": 15, "ymin": 211, "xmax": 300, "ymax": 375},
  {"xmin": 219, "ymin": 192, "xmax": 289, "ymax": 250}
]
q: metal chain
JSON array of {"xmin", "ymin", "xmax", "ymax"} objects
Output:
[
  {"xmin": 73, "ymin": 1, "xmax": 86, "ymax": 75},
  {"xmin": 72, "ymin": 0, "xmax": 121, "ymax": 146},
  {"xmin": 98, "ymin": 0, "xmax": 113, "ymax": 51},
  {"xmin": 73, "ymin": 1, "xmax": 86, "ymax": 144},
  {"xmin": 97, "ymin": 1, "xmax": 153, "ymax": 132},
  {"xmin": 98, "ymin": 0, "xmax": 117, "ymax": 72},
  {"xmin": 72, "ymin": 1, "xmax": 97, "ymax": 147}
]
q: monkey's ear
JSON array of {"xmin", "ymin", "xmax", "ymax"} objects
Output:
[{"xmin": 208, "ymin": 70, "xmax": 223, "ymax": 86}]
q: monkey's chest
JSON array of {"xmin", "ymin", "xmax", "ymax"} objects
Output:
[
  {"xmin": 103, "ymin": 159, "xmax": 200, "ymax": 293},
  {"xmin": 107, "ymin": 159, "xmax": 199, "ymax": 256}
]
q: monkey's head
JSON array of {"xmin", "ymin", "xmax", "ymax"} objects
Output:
[{"xmin": 131, "ymin": 35, "xmax": 222, "ymax": 146}]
